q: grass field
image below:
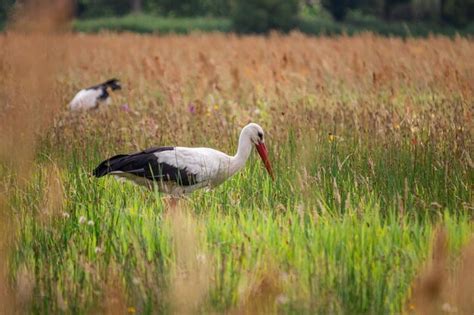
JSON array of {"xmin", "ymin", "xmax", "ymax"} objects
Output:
[
  {"xmin": 70, "ymin": 13, "xmax": 474, "ymax": 37},
  {"xmin": 72, "ymin": 15, "xmax": 232, "ymax": 34},
  {"xmin": 0, "ymin": 32, "xmax": 473, "ymax": 314}
]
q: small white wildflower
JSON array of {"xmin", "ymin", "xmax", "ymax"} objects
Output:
[
  {"xmin": 78, "ymin": 216, "xmax": 86, "ymax": 224},
  {"xmin": 94, "ymin": 247, "xmax": 102, "ymax": 254},
  {"xmin": 279, "ymin": 271, "xmax": 289, "ymax": 281},
  {"xmin": 276, "ymin": 294, "xmax": 289, "ymax": 305},
  {"xmin": 441, "ymin": 303, "xmax": 457, "ymax": 313},
  {"xmin": 87, "ymin": 220, "xmax": 94, "ymax": 226},
  {"xmin": 132, "ymin": 277, "xmax": 141, "ymax": 285},
  {"xmin": 196, "ymin": 253, "xmax": 207, "ymax": 263},
  {"xmin": 61, "ymin": 212, "xmax": 70, "ymax": 219}
]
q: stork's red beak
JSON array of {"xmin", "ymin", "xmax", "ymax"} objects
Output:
[{"xmin": 255, "ymin": 142, "xmax": 275, "ymax": 181}]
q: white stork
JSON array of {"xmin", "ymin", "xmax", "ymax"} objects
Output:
[
  {"xmin": 69, "ymin": 78, "xmax": 122, "ymax": 111},
  {"xmin": 93, "ymin": 123, "xmax": 274, "ymax": 195}
]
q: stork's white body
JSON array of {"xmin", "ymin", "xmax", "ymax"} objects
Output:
[
  {"xmin": 119, "ymin": 148, "xmax": 223, "ymax": 193},
  {"xmin": 69, "ymin": 89, "xmax": 110, "ymax": 111},
  {"xmin": 68, "ymin": 79, "xmax": 121, "ymax": 111},
  {"xmin": 154, "ymin": 147, "xmax": 236, "ymax": 187},
  {"xmin": 93, "ymin": 123, "xmax": 272, "ymax": 196},
  {"xmin": 111, "ymin": 145, "xmax": 251, "ymax": 195}
]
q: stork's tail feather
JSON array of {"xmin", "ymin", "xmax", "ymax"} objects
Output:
[
  {"xmin": 93, "ymin": 154, "xmax": 129, "ymax": 177},
  {"xmin": 104, "ymin": 78, "xmax": 119, "ymax": 84}
]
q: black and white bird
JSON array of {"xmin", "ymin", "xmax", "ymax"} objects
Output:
[
  {"xmin": 93, "ymin": 123, "xmax": 274, "ymax": 195},
  {"xmin": 69, "ymin": 78, "xmax": 122, "ymax": 111}
]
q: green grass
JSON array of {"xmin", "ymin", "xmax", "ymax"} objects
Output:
[
  {"xmin": 298, "ymin": 11, "xmax": 474, "ymax": 37},
  {"xmin": 71, "ymin": 13, "xmax": 474, "ymax": 37},
  {"xmin": 72, "ymin": 14, "xmax": 232, "ymax": 34},
  {"xmin": 6, "ymin": 125, "xmax": 473, "ymax": 314}
]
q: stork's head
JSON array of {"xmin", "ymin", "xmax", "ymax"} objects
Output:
[
  {"xmin": 242, "ymin": 123, "xmax": 275, "ymax": 181},
  {"xmin": 105, "ymin": 78, "xmax": 122, "ymax": 91}
]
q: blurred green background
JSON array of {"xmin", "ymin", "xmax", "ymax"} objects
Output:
[{"xmin": 1, "ymin": 0, "xmax": 473, "ymax": 36}]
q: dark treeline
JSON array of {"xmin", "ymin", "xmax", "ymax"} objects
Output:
[
  {"xmin": 75, "ymin": 0, "xmax": 231, "ymax": 17},
  {"xmin": 0, "ymin": 0, "xmax": 472, "ymax": 32}
]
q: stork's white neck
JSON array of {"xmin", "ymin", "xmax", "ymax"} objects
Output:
[{"xmin": 229, "ymin": 130, "xmax": 253, "ymax": 175}]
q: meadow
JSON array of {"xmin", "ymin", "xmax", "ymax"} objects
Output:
[
  {"xmin": 0, "ymin": 31, "xmax": 473, "ymax": 314},
  {"xmin": 71, "ymin": 13, "xmax": 474, "ymax": 37}
]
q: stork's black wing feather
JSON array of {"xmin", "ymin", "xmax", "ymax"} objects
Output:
[
  {"xmin": 92, "ymin": 146, "xmax": 198, "ymax": 186},
  {"xmin": 87, "ymin": 78, "xmax": 119, "ymax": 90}
]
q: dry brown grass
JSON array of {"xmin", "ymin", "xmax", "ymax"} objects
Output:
[
  {"xmin": 28, "ymin": 31, "xmax": 471, "ymax": 160},
  {"xmin": 101, "ymin": 263, "xmax": 129, "ymax": 315},
  {"xmin": 410, "ymin": 228, "xmax": 474, "ymax": 315},
  {"xmin": 0, "ymin": 0, "xmax": 72, "ymax": 312},
  {"xmin": 166, "ymin": 204, "xmax": 213, "ymax": 314},
  {"xmin": 39, "ymin": 163, "xmax": 66, "ymax": 224},
  {"xmin": 0, "ymin": 0, "xmax": 72, "ymax": 179},
  {"xmin": 7, "ymin": 0, "xmax": 73, "ymax": 33},
  {"xmin": 0, "ymin": 196, "xmax": 16, "ymax": 314},
  {"xmin": 233, "ymin": 258, "xmax": 285, "ymax": 314}
]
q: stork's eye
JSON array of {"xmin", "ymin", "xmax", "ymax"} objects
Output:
[{"xmin": 257, "ymin": 131, "xmax": 263, "ymax": 140}]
